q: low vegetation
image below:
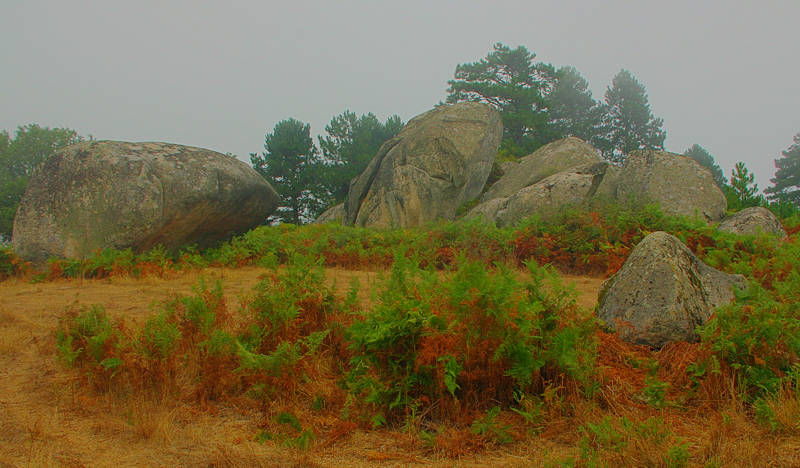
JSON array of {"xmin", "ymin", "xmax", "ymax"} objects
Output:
[{"xmin": 3, "ymin": 202, "xmax": 800, "ymax": 464}]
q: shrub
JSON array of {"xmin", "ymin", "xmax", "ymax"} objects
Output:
[
  {"xmin": 55, "ymin": 279, "xmax": 239, "ymax": 398},
  {"xmin": 235, "ymin": 254, "xmax": 345, "ymax": 398},
  {"xmin": 753, "ymin": 366, "xmax": 800, "ymax": 434},
  {"xmin": 577, "ymin": 416, "xmax": 690, "ymax": 468},
  {"xmin": 698, "ymin": 283, "xmax": 800, "ymax": 400},
  {"xmin": 56, "ymin": 304, "xmax": 126, "ymax": 387},
  {"xmin": 0, "ymin": 246, "xmax": 28, "ymax": 280},
  {"xmin": 85, "ymin": 248, "xmax": 136, "ymax": 278},
  {"xmin": 345, "ymin": 252, "xmax": 597, "ymax": 425}
]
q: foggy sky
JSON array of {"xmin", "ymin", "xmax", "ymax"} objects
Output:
[{"xmin": 2, "ymin": 1, "xmax": 798, "ymax": 192}]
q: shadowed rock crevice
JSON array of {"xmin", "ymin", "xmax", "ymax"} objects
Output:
[{"xmin": 344, "ymin": 137, "xmax": 401, "ymax": 226}]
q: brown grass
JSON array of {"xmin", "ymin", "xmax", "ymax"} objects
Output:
[{"xmin": 1, "ymin": 267, "xmax": 799, "ymax": 466}]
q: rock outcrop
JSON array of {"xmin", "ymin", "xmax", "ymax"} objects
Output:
[
  {"xmin": 481, "ymin": 137, "xmax": 602, "ymax": 201},
  {"xmin": 616, "ymin": 150, "xmax": 727, "ymax": 222},
  {"xmin": 597, "ymin": 231, "xmax": 746, "ymax": 348},
  {"xmin": 467, "ymin": 162, "xmax": 608, "ymax": 226},
  {"xmin": 718, "ymin": 207, "xmax": 787, "ymax": 237},
  {"xmin": 13, "ymin": 141, "xmax": 279, "ymax": 263},
  {"xmin": 466, "ymin": 138, "xmax": 726, "ymax": 228},
  {"xmin": 345, "ymin": 102, "xmax": 502, "ymax": 228},
  {"xmin": 314, "ymin": 203, "xmax": 345, "ymax": 224}
]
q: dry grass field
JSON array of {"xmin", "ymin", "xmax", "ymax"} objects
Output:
[{"xmin": 1, "ymin": 267, "xmax": 798, "ymax": 467}]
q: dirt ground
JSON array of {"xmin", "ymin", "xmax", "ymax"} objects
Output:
[{"xmin": 1, "ymin": 268, "xmax": 797, "ymax": 467}]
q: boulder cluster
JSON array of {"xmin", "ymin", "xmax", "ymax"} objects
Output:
[
  {"xmin": 320, "ymin": 102, "xmax": 790, "ymax": 348},
  {"xmin": 324, "ymin": 102, "xmax": 728, "ymax": 229},
  {"xmin": 11, "ymin": 103, "xmax": 789, "ymax": 349}
]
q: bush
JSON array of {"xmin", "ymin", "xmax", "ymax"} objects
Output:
[
  {"xmin": 235, "ymin": 254, "xmax": 346, "ymax": 399},
  {"xmin": 56, "ymin": 304, "xmax": 126, "ymax": 387},
  {"xmin": 345, "ymin": 252, "xmax": 597, "ymax": 426},
  {"xmin": 698, "ymin": 283, "xmax": 800, "ymax": 400},
  {"xmin": 577, "ymin": 416, "xmax": 690, "ymax": 468},
  {"xmin": 55, "ymin": 279, "xmax": 238, "ymax": 397},
  {"xmin": 0, "ymin": 246, "xmax": 27, "ymax": 280}
]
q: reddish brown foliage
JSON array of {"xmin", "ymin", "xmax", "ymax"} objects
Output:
[{"xmin": 595, "ymin": 331, "xmax": 652, "ymax": 410}]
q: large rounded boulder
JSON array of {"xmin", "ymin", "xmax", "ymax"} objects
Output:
[
  {"xmin": 718, "ymin": 207, "xmax": 787, "ymax": 237},
  {"xmin": 597, "ymin": 231, "xmax": 746, "ymax": 348},
  {"xmin": 345, "ymin": 102, "xmax": 502, "ymax": 228},
  {"xmin": 13, "ymin": 141, "xmax": 279, "ymax": 262},
  {"xmin": 616, "ymin": 150, "xmax": 727, "ymax": 222},
  {"xmin": 481, "ymin": 136, "xmax": 603, "ymax": 201}
]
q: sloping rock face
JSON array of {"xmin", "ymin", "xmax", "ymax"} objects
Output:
[
  {"xmin": 463, "ymin": 140, "xmax": 727, "ymax": 228},
  {"xmin": 467, "ymin": 162, "xmax": 607, "ymax": 226},
  {"xmin": 616, "ymin": 151, "xmax": 727, "ymax": 222},
  {"xmin": 597, "ymin": 231, "xmax": 746, "ymax": 348},
  {"xmin": 313, "ymin": 203, "xmax": 345, "ymax": 224},
  {"xmin": 13, "ymin": 141, "xmax": 279, "ymax": 263},
  {"xmin": 718, "ymin": 207, "xmax": 787, "ymax": 237},
  {"xmin": 593, "ymin": 164, "xmax": 621, "ymax": 201},
  {"xmin": 345, "ymin": 102, "xmax": 502, "ymax": 228},
  {"xmin": 481, "ymin": 137, "xmax": 602, "ymax": 201}
]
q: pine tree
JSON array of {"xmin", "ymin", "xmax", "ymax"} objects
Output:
[
  {"xmin": 602, "ymin": 69, "xmax": 666, "ymax": 162},
  {"xmin": 728, "ymin": 161, "xmax": 761, "ymax": 209},
  {"xmin": 765, "ymin": 132, "xmax": 800, "ymax": 207},
  {"xmin": 250, "ymin": 119, "xmax": 327, "ymax": 224},
  {"xmin": 318, "ymin": 111, "xmax": 403, "ymax": 203},
  {"xmin": 548, "ymin": 66, "xmax": 606, "ymax": 148},
  {"xmin": 446, "ymin": 42, "xmax": 558, "ymax": 156}
]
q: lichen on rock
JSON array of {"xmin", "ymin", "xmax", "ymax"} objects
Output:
[
  {"xmin": 344, "ymin": 102, "xmax": 502, "ymax": 228},
  {"xmin": 13, "ymin": 141, "xmax": 279, "ymax": 263},
  {"xmin": 597, "ymin": 231, "xmax": 746, "ymax": 348}
]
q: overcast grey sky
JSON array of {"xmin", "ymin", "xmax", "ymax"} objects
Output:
[{"xmin": 2, "ymin": 1, "xmax": 798, "ymax": 191}]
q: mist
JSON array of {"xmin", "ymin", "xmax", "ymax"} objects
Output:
[{"xmin": 2, "ymin": 0, "xmax": 798, "ymax": 190}]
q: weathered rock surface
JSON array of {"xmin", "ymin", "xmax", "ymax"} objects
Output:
[
  {"xmin": 592, "ymin": 164, "xmax": 621, "ymax": 201},
  {"xmin": 314, "ymin": 203, "xmax": 345, "ymax": 224},
  {"xmin": 616, "ymin": 150, "xmax": 727, "ymax": 222},
  {"xmin": 481, "ymin": 137, "xmax": 602, "ymax": 201},
  {"xmin": 718, "ymin": 207, "xmax": 787, "ymax": 237},
  {"xmin": 345, "ymin": 102, "xmax": 502, "ymax": 228},
  {"xmin": 13, "ymin": 141, "xmax": 279, "ymax": 263},
  {"xmin": 597, "ymin": 231, "xmax": 746, "ymax": 348},
  {"xmin": 467, "ymin": 162, "xmax": 608, "ymax": 226}
]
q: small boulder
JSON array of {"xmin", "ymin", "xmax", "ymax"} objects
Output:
[
  {"xmin": 345, "ymin": 102, "xmax": 502, "ymax": 228},
  {"xmin": 481, "ymin": 137, "xmax": 602, "ymax": 201},
  {"xmin": 13, "ymin": 141, "xmax": 279, "ymax": 263},
  {"xmin": 597, "ymin": 231, "xmax": 746, "ymax": 348},
  {"xmin": 467, "ymin": 162, "xmax": 608, "ymax": 226},
  {"xmin": 616, "ymin": 150, "xmax": 727, "ymax": 222},
  {"xmin": 718, "ymin": 207, "xmax": 787, "ymax": 237}
]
